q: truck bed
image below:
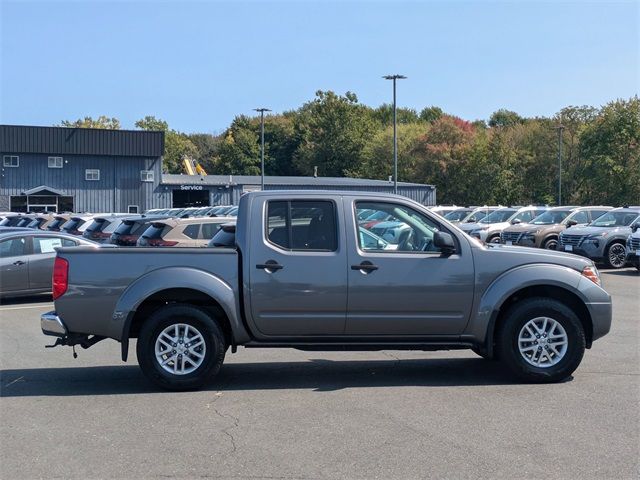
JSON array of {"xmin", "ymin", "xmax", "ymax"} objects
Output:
[{"xmin": 54, "ymin": 246, "xmax": 238, "ymax": 340}]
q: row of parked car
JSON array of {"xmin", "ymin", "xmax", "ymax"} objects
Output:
[
  {"xmin": 0, "ymin": 206, "xmax": 239, "ymax": 298},
  {"xmin": 0, "ymin": 205, "xmax": 238, "ymax": 248},
  {"xmin": 430, "ymin": 204, "xmax": 640, "ymax": 270}
]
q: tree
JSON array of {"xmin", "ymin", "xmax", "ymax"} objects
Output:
[
  {"xmin": 488, "ymin": 109, "xmax": 524, "ymax": 128},
  {"xmin": 419, "ymin": 106, "xmax": 444, "ymax": 124},
  {"xmin": 135, "ymin": 116, "xmax": 197, "ymax": 173},
  {"xmin": 59, "ymin": 116, "xmax": 120, "ymax": 129},
  {"xmin": 188, "ymin": 133, "xmax": 222, "ymax": 174},
  {"xmin": 293, "ymin": 91, "xmax": 377, "ymax": 177},
  {"xmin": 212, "ymin": 116, "xmax": 261, "ymax": 175},
  {"xmin": 372, "ymin": 104, "xmax": 419, "ymax": 126}
]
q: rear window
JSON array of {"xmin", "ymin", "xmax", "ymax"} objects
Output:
[
  {"xmin": 114, "ymin": 221, "xmax": 136, "ymax": 235},
  {"xmin": 62, "ymin": 218, "xmax": 85, "ymax": 231},
  {"xmin": 208, "ymin": 228, "xmax": 236, "ymax": 247},
  {"xmin": 84, "ymin": 219, "xmax": 106, "ymax": 233},
  {"xmin": 142, "ymin": 223, "xmax": 171, "ymax": 239},
  {"xmin": 47, "ymin": 218, "xmax": 66, "ymax": 230}
]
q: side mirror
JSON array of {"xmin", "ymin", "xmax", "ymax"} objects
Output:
[
  {"xmin": 566, "ymin": 219, "xmax": 578, "ymax": 228},
  {"xmin": 511, "ymin": 218, "xmax": 521, "ymax": 225},
  {"xmin": 434, "ymin": 231, "xmax": 456, "ymax": 252},
  {"xmin": 632, "ymin": 223, "xmax": 640, "ymax": 233}
]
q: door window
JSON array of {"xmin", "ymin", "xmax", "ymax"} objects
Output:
[
  {"xmin": 355, "ymin": 202, "xmax": 446, "ymax": 253},
  {"xmin": 513, "ymin": 210, "xmax": 534, "ymax": 223},
  {"xmin": 0, "ymin": 237, "xmax": 27, "ymax": 257},
  {"xmin": 32, "ymin": 237, "xmax": 77, "ymax": 254},
  {"xmin": 201, "ymin": 223, "xmax": 222, "ymax": 239},
  {"xmin": 570, "ymin": 211, "xmax": 589, "ymax": 224},
  {"xmin": 266, "ymin": 200, "xmax": 337, "ymax": 251}
]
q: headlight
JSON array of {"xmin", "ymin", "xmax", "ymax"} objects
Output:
[
  {"xmin": 581, "ymin": 265, "xmax": 601, "ymax": 286},
  {"xmin": 588, "ymin": 232, "xmax": 609, "ymax": 239}
]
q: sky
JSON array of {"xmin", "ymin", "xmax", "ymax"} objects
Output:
[{"xmin": 1, "ymin": 0, "xmax": 638, "ymax": 133}]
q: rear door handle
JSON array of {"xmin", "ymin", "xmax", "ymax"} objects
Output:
[
  {"xmin": 13, "ymin": 260, "xmax": 26, "ymax": 266},
  {"xmin": 256, "ymin": 260, "xmax": 284, "ymax": 271},
  {"xmin": 351, "ymin": 262, "xmax": 378, "ymax": 272}
]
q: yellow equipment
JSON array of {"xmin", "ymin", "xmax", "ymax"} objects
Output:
[{"xmin": 182, "ymin": 157, "xmax": 208, "ymax": 176}]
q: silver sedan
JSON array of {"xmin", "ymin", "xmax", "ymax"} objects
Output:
[{"xmin": 0, "ymin": 229, "xmax": 98, "ymax": 298}]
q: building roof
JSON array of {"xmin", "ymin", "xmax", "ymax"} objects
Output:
[
  {"xmin": 0, "ymin": 124, "xmax": 164, "ymax": 157},
  {"xmin": 161, "ymin": 174, "xmax": 433, "ymax": 188}
]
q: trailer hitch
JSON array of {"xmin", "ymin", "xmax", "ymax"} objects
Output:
[{"xmin": 45, "ymin": 335, "xmax": 107, "ymax": 358}]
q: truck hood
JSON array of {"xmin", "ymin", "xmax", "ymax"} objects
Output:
[{"xmin": 477, "ymin": 243, "xmax": 593, "ymax": 271}]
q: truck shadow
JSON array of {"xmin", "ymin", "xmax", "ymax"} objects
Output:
[{"xmin": 0, "ymin": 357, "xmax": 564, "ymax": 397}]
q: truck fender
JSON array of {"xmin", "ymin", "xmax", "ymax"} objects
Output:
[
  {"xmin": 113, "ymin": 267, "xmax": 247, "ymax": 361},
  {"xmin": 462, "ymin": 264, "xmax": 589, "ymax": 355}
]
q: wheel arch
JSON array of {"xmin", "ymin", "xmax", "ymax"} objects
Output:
[
  {"xmin": 464, "ymin": 264, "xmax": 594, "ymax": 358},
  {"xmin": 113, "ymin": 267, "xmax": 250, "ymax": 361}
]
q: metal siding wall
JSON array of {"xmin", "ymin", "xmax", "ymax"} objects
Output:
[{"xmin": 0, "ymin": 125, "xmax": 164, "ymax": 157}]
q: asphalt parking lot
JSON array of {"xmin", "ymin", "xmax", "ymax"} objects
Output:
[{"xmin": 1, "ymin": 270, "xmax": 638, "ymax": 480}]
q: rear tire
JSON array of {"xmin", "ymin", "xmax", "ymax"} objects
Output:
[
  {"xmin": 496, "ymin": 297, "xmax": 585, "ymax": 383},
  {"xmin": 605, "ymin": 242, "xmax": 627, "ymax": 269},
  {"xmin": 136, "ymin": 304, "xmax": 226, "ymax": 391}
]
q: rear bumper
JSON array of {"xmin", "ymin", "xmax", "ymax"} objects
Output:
[{"xmin": 41, "ymin": 311, "xmax": 67, "ymax": 337}]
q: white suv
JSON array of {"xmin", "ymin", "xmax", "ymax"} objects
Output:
[{"xmin": 460, "ymin": 206, "xmax": 549, "ymax": 243}]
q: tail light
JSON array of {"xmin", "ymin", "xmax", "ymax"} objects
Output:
[
  {"xmin": 146, "ymin": 238, "xmax": 178, "ymax": 246},
  {"xmin": 52, "ymin": 257, "xmax": 69, "ymax": 300}
]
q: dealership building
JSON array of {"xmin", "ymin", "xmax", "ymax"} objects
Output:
[{"xmin": 1, "ymin": 125, "xmax": 436, "ymax": 213}]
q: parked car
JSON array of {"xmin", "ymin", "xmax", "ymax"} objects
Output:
[
  {"xmin": 42, "ymin": 191, "xmax": 611, "ymax": 391},
  {"xmin": 207, "ymin": 222, "xmax": 237, "ymax": 248},
  {"xmin": 82, "ymin": 214, "xmax": 132, "ymax": 243},
  {"xmin": 625, "ymin": 223, "xmax": 640, "ymax": 271},
  {"xmin": 461, "ymin": 206, "xmax": 550, "ymax": 243},
  {"xmin": 61, "ymin": 214, "xmax": 96, "ymax": 236},
  {"xmin": 559, "ymin": 206, "xmax": 640, "ymax": 268},
  {"xmin": 46, "ymin": 214, "xmax": 72, "ymax": 232},
  {"xmin": 137, "ymin": 217, "xmax": 234, "ymax": 247},
  {"xmin": 14, "ymin": 214, "xmax": 37, "ymax": 228},
  {"xmin": 26, "ymin": 214, "xmax": 55, "ymax": 230},
  {"xmin": 429, "ymin": 205, "xmax": 461, "ymax": 217},
  {"xmin": 0, "ymin": 213, "xmax": 25, "ymax": 227},
  {"xmin": 501, "ymin": 206, "xmax": 613, "ymax": 250},
  {"xmin": 0, "ymin": 230, "xmax": 97, "ymax": 298},
  {"xmin": 444, "ymin": 206, "xmax": 500, "ymax": 224},
  {"xmin": 109, "ymin": 215, "xmax": 168, "ymax": 246}
]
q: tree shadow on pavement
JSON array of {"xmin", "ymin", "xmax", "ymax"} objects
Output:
[{"xmin": 0, "ymin": 357, "xmax": 556, "ymax": 397}]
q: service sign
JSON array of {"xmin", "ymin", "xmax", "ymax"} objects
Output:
[{"xmin": 179, "ymin": 185, "xmax": 204, "ymax": 191}]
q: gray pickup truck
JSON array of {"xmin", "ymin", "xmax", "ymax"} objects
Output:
[{"xmin": 42, "ymin": 191, "xmax": 612, "ymax": 390}]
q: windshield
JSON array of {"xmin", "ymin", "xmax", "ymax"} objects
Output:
[
  {"xmin": 531, "ymin": 210, "xmax": 572, "ymax": 225},
  {"xmin": 590, "ymin": 211, "xmax": 640, "ymax": 227},
  {"xmin": 444, "ymin": 210, "xmax": 471, "ymax": 221},
  {"xmin": 479, "ymin": 209, "xmax": 516, "ymax": 223}
]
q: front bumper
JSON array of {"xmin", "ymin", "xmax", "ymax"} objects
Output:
[
  {"xmin": 559, "ymin": 240, "xmax": 605, "ymax": 261},
  {"xmin": 41, "ymin": 311, "xmax": 67, "ymax": 337}
]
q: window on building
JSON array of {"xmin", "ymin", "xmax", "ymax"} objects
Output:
[
  {"xmin": 48, "ymin": 157, "xmax": 63, "ymax": 168},
  {"xmin": 266, "ymin": 200, "xmax": 338, "ymax": 251},
  {"xmin": 85, "ymin": 169, "xmax": 100, "ymax": 181},
  {"xmin": 140, "ymin": 170, "xmax": 154, "ymax": 182},
  {"xmin": 3, "ymin": 155, "xmax": 19, "ymax": 167},
  {"xmin": 128, "ymin": 205, "xmax": 139, "ymax": 214}
]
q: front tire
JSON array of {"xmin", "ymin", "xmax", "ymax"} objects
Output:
[
  {"xmin": 496, "ymin": 298, "xmax": 585, "ymax": 383},
  {"xmin": 542, "ymin": 237, "xmax": 558, "ymax": 250},
  {"xmin": 137, "ymin": 304, "xmax": 227, "ymax": 391},
  {"xmin": 488, "ymin": 235, "xmax": 501, "ymax": 244},
  {"xmin": 605, "ymin": 242, "xmax": 627, "ymax": 269}
]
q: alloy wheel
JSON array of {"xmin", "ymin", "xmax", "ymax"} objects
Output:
[
  {"xmin": 608, "ymin": 244, "xmax": 627, "ymax": 268},
  {"xmin": 517, "ymin": 317, "xmax": 568, "ymax": 368},
  {"xmin": 154, "ymin": 323, "xmax": 206, "ymax": 375}
]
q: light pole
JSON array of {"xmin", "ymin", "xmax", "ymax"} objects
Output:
[
  {"xmin": 383, "ymin": 74, "xmax": 407, "ymax": 194},
  {"xmin": 254, "ymin": 108, "xmax": 271, "ymax": 190},
  {"xmin": 556, "ymin": 122, "xmax": 564, "ymax": 206}
]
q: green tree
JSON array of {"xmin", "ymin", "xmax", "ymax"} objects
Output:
[
  {"xmin": 188, "ymin": 133, "xmax": 222, "ymax": 174},
  {"xmin": 135, "ymin": 116, "xmax": 197, "ymax": 173},
  {"xmin": 419, "ymin": 106, "xmax": 444, "ymax": 124},
  {"xmin": 293, "ymin": 91, "xmax": 377, "ymax": 177},
  {"xmin": 213, "ymin": 116, "xmax": 261, "ymax": 175},
  {"xmin": 488, "ymin": 109, "xmax": 524, "ymax": 128},
  {"xmin": 372, "ymin": 104, "xmax": 419, "ymax": 126},
  {"xmin": 59, "ymin": 116, "xmax": 120, "ymax": 129}
]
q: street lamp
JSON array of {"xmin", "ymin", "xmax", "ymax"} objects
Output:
[
  {"xmin": 254, "ymin": 108, "xmax": 271, "ymax": 190},
  {"xmin": 383, "ymin": 74, "xmax": 407, "ymax": 194},
  {"xmin": 556, "ymin": 122, "xmax": 564, "ymax": 206}
]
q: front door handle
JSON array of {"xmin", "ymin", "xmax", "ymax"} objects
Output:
[
  {"xmin": 351, "ymin": 261, "xmax": 378, "ymax": 272},
  {"xmin": 13, "ymin": 260, "xmax": 26, "ymax": 266},
  {"xmin": 256, "ymin": 260, "xmax": 284, "ymax": 272}
]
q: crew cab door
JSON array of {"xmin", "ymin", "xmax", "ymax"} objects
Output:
[
  {"xmin": 0, "ymin": 236, "xmax": 30, "ymax": 293},
  {"xmin": 345, "ymin": 199, "xmax": 474, "ymax": 335},
  {"xmin": 247, "ymin": 198, "xmax": 347, "ymax": 336}
]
